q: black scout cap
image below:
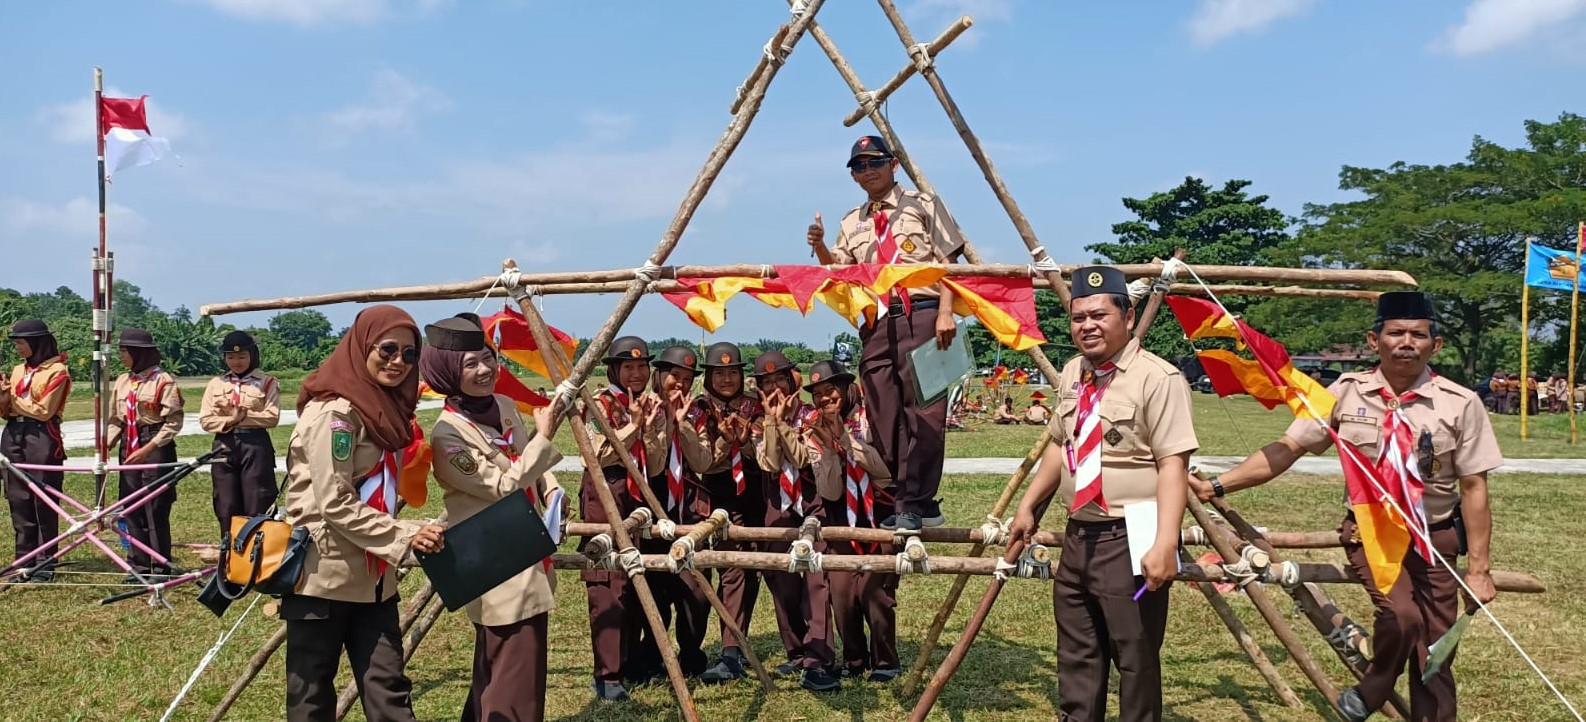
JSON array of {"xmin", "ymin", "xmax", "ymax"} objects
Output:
[
  {"xmin": 218, "ymin": 330, "xmax": 256, "ymax": 353},
  {"xmin": 1375, "ymin": 291, "xmax": 1434, "ymax": 323},
  {"xmin": 751, "ymin": 350, "xmax": 796, "ymax": 378},
  {"xmin": 802, "ymin": 360, "xmax": 855, "ymax": 392},
  {"xmin": 424, "ymin": 318, "xmax": 486, "ymax": 352},
  {"xmin": 604, "ymin": 336, "xmax": 654, "ymax": 363},
  {"xmin": 1071, "ymin": 266, "xmax": 1129, "ymax": 298},
  {"xmin": 847, "ymin": 135, "xmax": 893, "ymax": 167}
]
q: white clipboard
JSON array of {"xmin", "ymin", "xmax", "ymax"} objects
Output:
[{"xmin": 909, "ymin": 318, "xmax": 974, "ymax": 406}]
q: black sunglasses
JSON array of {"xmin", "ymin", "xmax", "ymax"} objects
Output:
[
  {"xmin": 849, "ymin": 157, "xmax": 893, "ymax": 172},
  {"xmin": 374, "ymin": 342, "xmax": 420, "ymax": 364}
]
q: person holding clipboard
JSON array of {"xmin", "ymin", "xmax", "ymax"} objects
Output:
[{"xmin": 422, "ymin": 317, "xmax": 567, "ymax": 722}]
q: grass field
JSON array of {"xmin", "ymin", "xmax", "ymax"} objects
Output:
[{"xmin": 9, "ymin": 390, "xmax": 1584, "ymax": 720}]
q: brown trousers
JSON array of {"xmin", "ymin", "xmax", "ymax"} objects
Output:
[
  {"xmin": 823, "ymin": 495, "xmax": 899, "ymax": 673},
  {"xmin": 580, "ymin": 466, "xmax": 645, "ymax": 683},
  {"xmin": 463, "ymin": 613, "xmax": 548, "ymax": 722},
  {"xmin": 2, "ymin": 417, "xmax": 64, "ymax": 565},
  {"xmin": 283, "ymin": 594, "xmax": 415, "ymax": 722},
  {"xmin": 119, "ymin": 426, "xmax": 177, "ymax": 573},
  {"xmin": 859, "ymin": 306, "xmax": 947, "ymax": 516},
  {"xmin": 210, "ymin": 428, "xmax": 278, "ymax": 538},
  {"xmin": 1053, "ymin": 519, "xmax": 1170, "ymax": 722},
  {"xmin": 704, "ymin": 468, "xmax": 764, "ymax": 652},
  {"xmin": 1342, "ymin": 517, "xmax": 1462, "ymax": 722},
  {"xmin": 762, "ymin": 494, "xmax": 834, "ymax": 670}
]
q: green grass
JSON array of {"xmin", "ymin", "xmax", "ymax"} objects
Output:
[{"xmin": 0, "ymin": 461, "xmax": 1581, "ymax": 720}]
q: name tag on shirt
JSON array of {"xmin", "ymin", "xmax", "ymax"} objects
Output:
[{"xmin": 1339, "ymin": 414, "xmax": 1376, "ymax": 424}]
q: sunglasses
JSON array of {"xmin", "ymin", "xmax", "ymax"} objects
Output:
[
  {"xmin": 849, "ymin": 157, "xmax": 893, "ymax": 173},
  {"xmin": 373, "ymin": 342, "xmax": 420, "ymax": 364}
]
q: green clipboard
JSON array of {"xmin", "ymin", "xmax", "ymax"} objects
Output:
[{"xmin": 909, "ymin": 318, "xmax": 974, "ymax": 406}]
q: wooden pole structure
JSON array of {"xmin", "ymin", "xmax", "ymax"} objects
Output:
[
  {"xmin": 1185, "ymin": 554, "xmax": 1305, "ymax": 709},
  {"xmin": 199, "ymin": 263, "xmax": 1412, "ymax": 316},
  {"xmin": 511, "ymin": 283, "xmax": 775, "ymax": 694},
  {"xmin": 840, "ymin": 16, "xmax": 975, "ymax": 126},
  {"xmin": 1212, "ymin": 497, "xmax": 1412, "ymax": 720},
  {"xmin": 1187, "ymin": 496, "xmax": 1347, "ymax": 719}
]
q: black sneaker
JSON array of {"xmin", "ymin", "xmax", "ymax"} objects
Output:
[
  {"xmin": 879, "ymin": 514, "xmax": 900, "ymax": 530},
  {"xmin": 24, "ymin": 568, "xmax": 54, "ymax": 583},
  {"xmin": 921, "ymin": 499, "xmax": 946, "ymax": 527},
  {"xmin": 800, "ymin": 667, "xmax": 841, "ymax": 693},
  {"xmin": 592, "ymin": 680, "xmax": 630, "ymax": 702},
  {"xmin": 868, "ymin": 667, "xmax": 900, "ymax": 683},
  {"xmin": 700, "ymin": 651, "xmax": 747, "ymax": 684},
  {"xmin": 774, "ymin": 661, "xmax": 800, "ymax": 677},
  {"xmin": 889, "ymin": 512, "xmax": 923, "ymax": 532},
  {"xmin": 1336, "ymin": 686, "xmax": 1372, "ymax": 722},
  {"xmin": 839, "ymin": 667, "xmax": 862, "ymax": 679}
]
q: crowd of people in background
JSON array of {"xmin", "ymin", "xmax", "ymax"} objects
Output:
[{"xmin": 1482, "ymin": 371, "xmax": 1584, "ymax": 415}]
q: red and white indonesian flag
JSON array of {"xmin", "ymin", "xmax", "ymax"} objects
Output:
[{"xmin": 100, "ymin": 95, "xmax": 170, "ymax": 177}]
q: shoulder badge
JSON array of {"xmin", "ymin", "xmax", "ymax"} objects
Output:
[
  {"xmin": 449, "ymin": 450, "xmax": 479, "ymax": 475},
  {"xmin": 1104, "ymin": 427, "xmax": 1124, "ymax": 447},
  {"xmin": 900, "ymin": 239, "xmax": 917, "ymax": 253},
  {"xmin": 331, "ymin": 429, "xmax": 353, "ymax": 461}
]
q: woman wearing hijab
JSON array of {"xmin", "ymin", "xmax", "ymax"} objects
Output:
[
  {"xmin": 108, "ymin": 328, "xmax": 184, "ymax": 581},
  {"xmin": 0, "ymin": 320, "xmax": 72, "ymax": 582},
  {"xmin": 281, "ymin": 305, "xmax": 445, "ymax": 722},
  {"xmin": 198, "ymin": 330, "xmax": 282, "ymax": 538},
  {"xmin": 421, "ymin": 317, "xmax": 565, "ymax": 722}
]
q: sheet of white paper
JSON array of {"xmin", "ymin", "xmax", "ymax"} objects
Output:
[
  {"xmin": 1124, "ymin": 502, "xmax": 1159, "ymax": 577},
  {"xmin": 543, "ymin": 487, "xmax": 567, "ymax": 544}
]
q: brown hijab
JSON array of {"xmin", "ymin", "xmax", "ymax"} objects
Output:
[{"xmin": 298, "ymin": 305, "xmax": 421, "ymax": 451}]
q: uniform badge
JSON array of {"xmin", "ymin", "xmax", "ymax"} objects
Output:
[
  {"xmin": 811, "ymin": 372, "xmax": 822, "ymax": 383},
  {"xmin": 331, "ymin": 429, "xmax": 352, "ymax": 461},
  {"xmin": 630, "ymin": 348, "xmax": 641, "ymax": 358},
  {"xmin": 1386, "ymin": 398, "xmax": 1400, "ymax": 410},
  {"xmin": 900, "ymin": 239, "xmax": 917, "ymax": 253},
  {"xmin": 684, "ymin": 355, "xmax": 695, "ymax": 367},
  {"xmin": 1104, "ymin": 428, "xmax": 1123, "ymax": 447},
  {"xmin": 1430, "ymin": 458, "xmax": 1442, "ymax": 476},
  {"xmin": 449, "ymin": 450, "xmax": 479, "ymax": 475},
  {"xmin": 720, "ymin": 353, "xmax": 732, "ymax": 364},
  {"xmin": 765, "ymin": 361, "xmax": 776, "ymax": 373},
  {"xmin": 1087, "ymin": 271, "xmax": 1103, "ymax": 287}
]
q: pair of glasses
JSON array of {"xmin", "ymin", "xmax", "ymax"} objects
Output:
[
  {"xmin": 849, "ymin": 157, "xmax": 892, "ymax": 172},
  {"xmin": 374, "ymin": 342, "xmax": 420, "ymax": 364}
]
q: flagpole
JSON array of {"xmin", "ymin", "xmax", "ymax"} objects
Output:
[
  {"xmin": 1522, "ymin": 236, "xmax": 1532, "ymax": 441},
  {"xmin": 1570, "ymin": 222, "xmax": 1583, "ymax": 445},
  {"xmin": 91, "ymin": 66, "xmax": 114, "ymax": 507}
]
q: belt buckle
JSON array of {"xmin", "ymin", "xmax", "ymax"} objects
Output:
[{"xmin": 886, "ymin": 304, "xmax": 905, "ymax": 319}]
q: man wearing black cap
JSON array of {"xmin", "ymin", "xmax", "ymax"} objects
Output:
[
  {"xmin": 1193, "ymin": 291, "xmax": 1501, "ymax": 722},
  {"xmin": 695, "ymin": 341, "xmax": 768, "ymax": 683},
  {"xmin": 2, "ymin": 319, "xmax": 72, "ymax": 581},
  {"xmin": 198, "ymin": 331, "xmax": 282, "ymax": 538},
  {"xmin": 1008, "ymin": 266, "xmax": 1197, "ymax": 722},
  {"xmin": 806, "ymin": 135, "xmax": 967, "ymax": 532}
]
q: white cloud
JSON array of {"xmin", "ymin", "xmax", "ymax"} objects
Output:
[
  {"xmin": 1188, "ymin": 0, "xmax": 1316, "ymax": 47},
  {"xmin": 0, "ymin": 196, "xmax": 149, "ymax": 239},
  {"xmin": 174, "ymin": 0, "xmax": 447, "ymax": 27},
  {"xmin": 580, "ymin": 112, "xmax": 637, "ymax": 144},
  {"xmin": 319, "ymin": 69, "xmax": 451, "ymax": 139},
  {"xmin": 36, "ymin": 89, "xmax": 191, "ymax": 146},
  {"xmin": 1436, "ymin": 0, "xmax": 1586, "ymax": 56}
]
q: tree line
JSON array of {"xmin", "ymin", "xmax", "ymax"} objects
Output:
[{"xmin": 6, "ymin": 113, "xmax": 1583, "ymax": 386}]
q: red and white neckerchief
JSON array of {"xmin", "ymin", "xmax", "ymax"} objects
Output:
[
  {"xmin": 664, "ymin": 405, "xmax": 708, "ymax": 517},
  {"xmin": 1067, "ymin": 362, "xmax": 1118, "ymax": 514},
  {"xmin": 444, "ymin": 403, "xmax": 519, "ymax": 462},
  {"xmin": 1375, "ymin": 386, "xmax": 1434, "ymax": 560},
  {"xmin": 719, "ymin": 395, "xmax": 756, "ymax": 494},
  {"xmin": 225, "ymin": 372, "xmax": 260, "ymax": 407},
  {"xmin": 15, "ymin": 365, "xmax": 39, "ymax": 396},
  {"xmin": 605, "ymin": 385, "xmax": 647, "ymax": 499},
  {"xmin": 15, "ymin": 360, "xmax": 67, "ymax": 401},
  {"xmin": 869, "ymin": 200, "xmax": 911, "ymax": 314},
  {"xmin": 776, "ymin": 405, "xmax": 815, "ymax": 514},
  {"xmin": 358, "ymin": 449, "xmax": 401, "ymax": 575},
  {"xmin": 124, "ymin": 367, "xmax": 163, "ymax": 454}
]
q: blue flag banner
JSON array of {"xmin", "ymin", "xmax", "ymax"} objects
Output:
[{"xmin": 1526, "ymin": 243, "xmax": 1586, "ymax": 292}]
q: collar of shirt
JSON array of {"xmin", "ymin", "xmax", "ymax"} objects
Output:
[
  {"xmin": 1356, "ymin": 366, "xmax": 1436, "ymax": 400},
  {"xmin": 1081, "ymin": 337, "xmax": 1142, "ymax": 376},
  {"xmin": 859, "ymin": 183, "xmax": 906, "ymax": 214}
]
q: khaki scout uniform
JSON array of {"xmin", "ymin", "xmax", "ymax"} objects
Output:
[
  {"xmin": 430, "ymin": 396, "xmax": 564, "ymax": 722},
  {"xmin": 198, "ymin": 371, "xmax": 282, "ymax": 536},
  {"xmin": 108, "ymin": 368, "xmax": 185, "ymax": 574},
  {"xmin": 694, "ymin": 390, "xmax": 766, "ymax": 666},
  {"xmin": 580, "ymin": 385, "xmax": 670, "ymax": 685},
  {"xmin": 1048, "ymin": 338, "xmax": 1198, "ymax": 722},
  {"xmin": 281, "ymin": 397, "xmax": 425, "ymax": 722},
  {"xmin": 2, "ymin": 358, "xmax": 71, "ymax": 567},
  {"xmin": 812, "ymin": 407, "xmax": 899, "ymax": 676},
  {"xmin": 832, "ymin": 183, "xmax": 966, "ymax": 519},
  {"xmin": 755, "ymin": 401, "xmax": 836, "ymax": 671},
  {"xmin": 1283, "ymin": 368, "xmax": 1502, "ymax": 720}
]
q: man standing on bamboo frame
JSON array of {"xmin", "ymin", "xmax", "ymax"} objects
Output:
[
  {"xmin": 1192, "ymin": 291, "xmax": 1501, "ymax": 722},
  {"xmin": 806, "ymin": 135, "xmax": 966, "ymax": 532}
]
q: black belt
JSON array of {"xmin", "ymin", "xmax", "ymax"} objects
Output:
[
  {"xmin": 885, "ymin": 298, "xmax": 938, "ymax": 318},
  {"xmin": 1428, "ymin": 517, "xmax": 1457, "ymax": 532},
  {"xmin": 5, "ymin": 416, "xmax": 59, "ymax": 427},
  {"xmin": 217, "ymin": 428, "xmax": 270, "ymax": 439},
  {"xmin": 1065, "ymin": 517, "xmax": 1127, "ymax": 535}
]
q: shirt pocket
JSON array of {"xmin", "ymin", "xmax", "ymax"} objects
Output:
[
  {"xmin": 1429, "ymin": 428, "xmax": 1457, "ymax": 480},
  {"xmin": 1336, "ymin": 418, "xmax": 1380, "ymax": 453},
  {"xmin": 1055, "ymin": 395, "xmax": 1079, "ymax": 441},
  {"xmin": 238, "ymin": 383, "xmax": 268, "ymax": 411},
  {"xmin": 1098, "ymin": 400, "xmax": 1138, "ymax": 454},
  {"xmin": 890, "ymin": 207, "xmax": 931, "ymax": 260}
]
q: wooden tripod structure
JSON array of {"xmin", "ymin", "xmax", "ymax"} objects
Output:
[{"xmin": 195, "ymin": 2, "xmax": 1464, "ymax": 720}]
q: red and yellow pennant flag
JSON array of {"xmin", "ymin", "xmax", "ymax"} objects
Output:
[
  {"xmin": 1011, "ymin": 368, "xmax": 1030, "ymax": 385},
  {"xmin": 481, "ymin": 306, "xmax": 577, "ymax": 379},
  {"xmin": 1166, "ymin": 296, "xmax": 1335, "ymax": 422},
  {"xmin": 943, "ymin": 276, "xmax": 1046, "ymax": 351},
  {"xmin": 1336, "ymin": 436, "xmax": 1419, "ymax": 595},
  {"xmin": 991, "ymin": 365, "xmax": 1009, "ymax": 384}
]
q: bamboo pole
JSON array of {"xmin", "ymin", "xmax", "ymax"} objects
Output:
[
  {"xmin": 1202, "ymin": 497, "xmax": 1410, "ymax": 718},
  {"xmin": 200, "ymin": 263, "xmax": 1413, "ymax": 316},
  {"xmin": 1187, "ymin": 564, "xmax": 1306, "ymax": 709},
  {"xmin": 841, "ymin": 16, "xmax": 974, "ymax": 126},
  {"xmin": 511, "ymin": 281, "xmax": 774, "ymax": 695},
  {"xmin": 571, "ymin": 520, "xmax": 1343, "ymax": 550},
  {"xmin": 1188, "ymin": 497, "xmax": 1347, "ymax": 719}
]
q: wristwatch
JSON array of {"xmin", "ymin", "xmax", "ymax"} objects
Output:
[{"xmin": 1210, "ymin": 476, "xmax": 1226, "ymax": 498}]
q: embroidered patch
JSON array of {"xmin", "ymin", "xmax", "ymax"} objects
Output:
[
  {"xmin": 1104, "ymin": 428, "xmax": 1123, "ymax": 447},
  {"xmin": 1430, "ymin": 458, "xmax": 1442, "ymax": 476},
  {"xmin": 443, "ymin": 444, "xmax": 465, "ymax": 455},
  {"xmin": 331, "ymin": 430, "xmax": 352, "ymax": 461},
  {"xmin": 630, "ymin": 348, "xmax": 642, "ymax": 358},
  {"xmin": 720, "ymin": 353, "xmax": 732, "ymax": 364},
  {"xmin": 449, "ymin": 450, "xmax": 479, "ymax": 475},
  {"xmin": 329, "ymin": 419, "xmax": 354, "ymax": 432},
  {"xmin": 1087, "ymin": 271, "xmax": 1103, "ymax": 287},
  {"xmin": 900, "ymin": 239, "xmax": 917, "ymax": 253}
]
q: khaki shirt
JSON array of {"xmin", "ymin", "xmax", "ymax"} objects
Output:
[
  {"xmin": 833, "ymin": 184, "xmax": 966, "ymax": 301},
  {"xmin": 587, "ymin": 386, "xmax": 669, "ymax": 475},
  {"xmin": 284, "ymin": 398, "xmax": 423, "ymax": 603},
  {"xmin": 1284, "ymin": 368, "xmax": 1503, "ymax": 524},
  {"xmin": 107, "ymin": 369, "xmax": 184, "ymax": 451},
  {"xmin": 1052, "ymin": 339, "xmax": 1199, "ymax": 522},
  {"xmin": 431, "ymin": 397, "xmax": 564, "ymax": 627},
  {"xmin": 2, "ymin": 360, "xmax": 71, "ymax": 421},
  {"xmin": 656, "ymin": 399, "xmax": 715, "ymax": 476},
  {"xmin": 754, "ymin": 401, "xmax": 823, "ymax": 510},
  {"xmin": 198, "ymin": 372, "xmax": 282, "ymax": 433},
  {"xmin": 812, "ymin": 413, "xmax": 892, "ymax": 502}
]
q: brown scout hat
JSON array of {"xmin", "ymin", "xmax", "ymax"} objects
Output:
[
  {"xmin": 751, "ymin": 350, "xmax": 796, "ymax": 378},
  {"xmin": 701, "ymin": 341, "xmax": 747, "ymax": 369},
  {"xmin": 652, "ymin": 345, "xmax": 699, "ymax": 373},
  {"xmin": 9, "ymin": 319, "xmax": 50, "ymax": 339},
  {"xmin": 118, "ymin": 328, "xmax": 157, "ymax": 348},
  {"xmin": 604, "ymin": 336, "xmax": 653, "ymax": 363},
  {"xmin": 802, "ymin": 359, "xmax": 855, "ymax": 392}
]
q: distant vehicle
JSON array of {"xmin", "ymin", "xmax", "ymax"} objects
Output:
[{"xmin": 1192, "ymin": 375, "xmax": 1215, "ymax": 394}]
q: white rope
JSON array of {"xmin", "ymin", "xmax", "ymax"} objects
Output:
[
  {"xmin": 1016, "ymin": 544, "xmax": 1053, "ymax": 580},
  {"xmin": 653, "ymin": 518, "xmax": 677, "ymax": 542},
  {"xmin": 978, "ymin": 515, "xmax": 1010, "ymax": 546},
  {"xmin": 908, "ymin": 42, "xmax": 935, "ymax": 72},
  {"xmin": 1125, "ymin": 278, "xmax": 1153, "ymax": 303},
  {"xmin": 498, "ymin": 267, "xmax": 527, "ymax": 301},
  {"xmin": 895, "ymin": 551, "xmax": 931, "ymax": 575},
  {"xmin": 1238, "ymin": 543, "xmax": 1270, "ymax": 573},
  {"xmin": 159, "ymin": 594, "xmax": 263, "ymax": 722},
  {"xmin": 668, "ymin": 538, "xmax": 695, "ymax": 573},
  {"xmin": 787, "ymin": 539, "xmax": 823, "ymax": 573},
  {"xmin": 1027, "ymin": 246, "xmax": 1061, "ymax": 277},
  {"xmin": 1181, "ymin": 261, "xmax": 1584, "ymax": 721},
  {"xmin": 617, "ymin": 548, "xmax": 644, "ymax": 578},
  {"xmin": 634, "ymin": 262, "xmax": 663, "ymax": 284},
  {"xmin": 1219, "ymin": 556, "xmax": 1260, "ymax": 589},
  {"xmin": 473, "ymin": 274, "xmax": 504, "ymax": 312},
  {"xmin": 854, "ymin": 90, "xmax": 877, "ymax": 113},
  {"xmin": 552, "ymin": 380, "xmax": 581, "ymax": 410},
  {"xmin": 1272, "ymin": 560, "xmax": 1301, "ymax": 588},
  {"xmin": 790, "ymin": 0, "xmax": 811, "ymax": 17},
  {"xmin": 993, "ymin": 556, "xmax": 1017, "ymax": 582},
  {"xmin": 760, "ymin": 264, "xmax": 773, "ymax": 279}
]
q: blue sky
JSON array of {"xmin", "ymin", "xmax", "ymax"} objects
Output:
[{"xmin": 1, "ymin": 0, "xmax": 1581, "ymax": 349}]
